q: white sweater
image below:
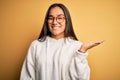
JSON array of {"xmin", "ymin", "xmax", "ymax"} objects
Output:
[{"xmin": 20, "ymin": 36, "xmax": 90, "ymax": 80}]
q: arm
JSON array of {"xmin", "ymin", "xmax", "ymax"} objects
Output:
[
  {"xmin": 20, "ymin": 43, "xmax": 36, "ymax": 80},
  {"xmin": 68, "ymin": 51, "xmax": 90, "ymax": 80},
  {"xmin": 68, "ymin": 40, "xmax": 104, "ymax": 80}
]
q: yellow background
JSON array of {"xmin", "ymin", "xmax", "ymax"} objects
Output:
[{"xmin": 0, "ymin": 0, "xmax": 120, "ymax": 80}]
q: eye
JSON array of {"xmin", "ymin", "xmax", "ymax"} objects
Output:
[
  {"xmin": 48, "ymin": 17, "xmax": 53, "ymax": 20},
  {"xmin": 57, "ymin": 17, "xmax": 63, "ymax": 20}
]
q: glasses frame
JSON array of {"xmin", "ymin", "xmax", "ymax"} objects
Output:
[{"xmin": 47, "ymin": 15, "xmax": 65, "ymax": 23}]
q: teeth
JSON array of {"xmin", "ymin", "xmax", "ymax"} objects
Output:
[{"xmin": 52, "ymin": 26, "xmax": 59, "ymax": 29}]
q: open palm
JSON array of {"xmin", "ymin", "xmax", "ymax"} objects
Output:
[{"xmin": 79, "ymin": 40, "xmax": 105, "ymax": 53}]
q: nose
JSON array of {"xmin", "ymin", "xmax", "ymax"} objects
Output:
[{"xmin": 53, "ymin": 18, "xmax": 57, "ymax": 24}]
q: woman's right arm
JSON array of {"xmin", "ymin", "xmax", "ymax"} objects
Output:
[{"xmin": 20, "ymin": 43, "xmax": 36, "ymax": 80}]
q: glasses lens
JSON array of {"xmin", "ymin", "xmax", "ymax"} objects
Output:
[
  {"xmin": 48, "ymin": 17, "xmax": 53, "ymax": 23},
  {"xmin": 57, "ymin": 16, "xmax": 64, "ymax": 23},
  {"xmin": 47, "ymin": 16, "xmax": 65, "ymax": 23}
]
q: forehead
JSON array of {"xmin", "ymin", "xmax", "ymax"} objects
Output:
[{"xmin": 49, "ymin": 7, "xmax": 64, "ymax": 16}]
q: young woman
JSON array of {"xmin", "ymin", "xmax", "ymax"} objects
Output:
[{"xmin": 20, "ymin": 3, "xmax": 104, "ymax": 80}]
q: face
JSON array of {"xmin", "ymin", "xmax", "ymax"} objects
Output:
[{"xmin": 47, "ymin": 7, "xmax": 66, "ymax": 39}]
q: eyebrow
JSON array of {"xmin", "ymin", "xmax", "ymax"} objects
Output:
[{"xmin": 48, "ymin": 14, "xmax": 65, "ymax": 17}]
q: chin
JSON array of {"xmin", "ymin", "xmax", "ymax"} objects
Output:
[{"xmin": 51, "ymin": 31, "xmax": 59, "ymax": 35}]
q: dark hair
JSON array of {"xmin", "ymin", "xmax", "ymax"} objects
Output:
[{"xmin": 38, "ymin": 3, "xmax": 78, "ymax": 41}]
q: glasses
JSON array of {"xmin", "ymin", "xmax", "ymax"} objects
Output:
[{"xmin": 47, "ymin": 15, "xmax": 65, "ymax": 23}]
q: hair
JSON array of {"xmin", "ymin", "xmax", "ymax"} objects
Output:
[{"xmin": 38, "ymin": 3, "xmax": 78, "ymax": 41}]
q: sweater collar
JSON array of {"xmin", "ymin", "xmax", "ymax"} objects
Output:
[{"xmin": 46, "ymin": 36, "xmax": 65, "ymax": 43}]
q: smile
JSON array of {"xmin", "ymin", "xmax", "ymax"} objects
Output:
[{"xmin": 52, "ymin": 26, "xmax": 60, "ymax": 30}]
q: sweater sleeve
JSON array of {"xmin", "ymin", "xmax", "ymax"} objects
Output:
[
  {"xmin": 68, "ymin": 51, "xmax": 90, "ymax": 80},
  {"xmin": 20, "ymin": 42, "xmax": 36, "ymax": 80}
]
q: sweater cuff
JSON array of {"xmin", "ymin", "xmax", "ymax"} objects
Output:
[{"xmin": 75, "ymin": 50, "xmax": 88, "ymax": 60}]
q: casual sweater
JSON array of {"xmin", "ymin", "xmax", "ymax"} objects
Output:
[{"xmin": 20, "ymin": 36, "xmax": 90, "ymax": 80}]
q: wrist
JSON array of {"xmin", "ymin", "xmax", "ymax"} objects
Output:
[{"xmin": 78, "ymin": 49, "xmax": 86, "ymax": 53}]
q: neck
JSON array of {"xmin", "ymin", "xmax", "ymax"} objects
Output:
[{"xmin": 51, "ymin": 34, "xmax": 64, "ymax": 40}]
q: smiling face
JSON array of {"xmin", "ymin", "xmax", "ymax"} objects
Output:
[{"xmin": 47, "ymin": 6, "xmax": 66, "ymax": 39}]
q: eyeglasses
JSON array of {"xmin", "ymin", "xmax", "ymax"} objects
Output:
[{"xmin": 47, "ymin": 15, "xmax": 65, "ymax": 23}]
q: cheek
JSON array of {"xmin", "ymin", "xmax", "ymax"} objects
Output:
[
  {"xmin": 62, "ymin": 22, "xmax": 66, "ymax": 30},
  {"xmin": 48, "ymin": 24, "xmax": 52, "ymax": 30}
]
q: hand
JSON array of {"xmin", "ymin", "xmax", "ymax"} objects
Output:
[{"xmin": 79, "ymin": 40, "xmax": 105, "ymax": 53}]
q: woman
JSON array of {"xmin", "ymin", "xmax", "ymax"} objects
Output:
[{"xmin": 20, "ymin": 3, "xmax": 104, "ymax": 80}]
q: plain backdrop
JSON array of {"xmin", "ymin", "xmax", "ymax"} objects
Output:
[{"xmin": 0, "ymin": 0, "xmax": 120, "ymax": 80}]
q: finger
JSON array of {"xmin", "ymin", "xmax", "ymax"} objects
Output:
[
  {"xmin": 96, "ymin": 40, "xmax": 105, "ymax": 44},
  {"xmin": 99, "ymin": 40, "xmax": 105, "ymax": 43},
  {"xmin": 92, "ymin": 40, "xmax": 105, "ymax": 47}
]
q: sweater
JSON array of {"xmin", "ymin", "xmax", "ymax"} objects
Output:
[{"xmin": 20, "ymin": 36, "xmax": 90, "ymax": 80}]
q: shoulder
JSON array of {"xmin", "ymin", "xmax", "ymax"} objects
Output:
[
  {"xmin": 31, "ymin": 40, "xmax": 39, "ymax": 45},
  {"xmin": 29, "ymin": 39, "xmax": 46, "ymax": 48},
  {"xmin": 65, "ymin": 37, "xmax": 83, "ymax": 49},
  {"xmin": 65, "ymin": 37, "xmax": 83, "ymax": 50},
  {"xmin": 66, "ymin": 37, "xmax": 83, "ymax": 46}
]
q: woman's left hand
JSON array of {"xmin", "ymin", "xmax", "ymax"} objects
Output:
[{"xmin": 79, "ymin": 40, "xmax": 105, "ymax": 53}]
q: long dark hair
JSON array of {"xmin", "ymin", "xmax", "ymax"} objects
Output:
[{"xmin": 38, "ymin": 3, "xmax": 78, "ymax": 41}]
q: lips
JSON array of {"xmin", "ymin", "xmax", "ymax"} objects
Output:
[{"xmin": 52, "ymin": 26, "xmax": 60, "ymax": 30}]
